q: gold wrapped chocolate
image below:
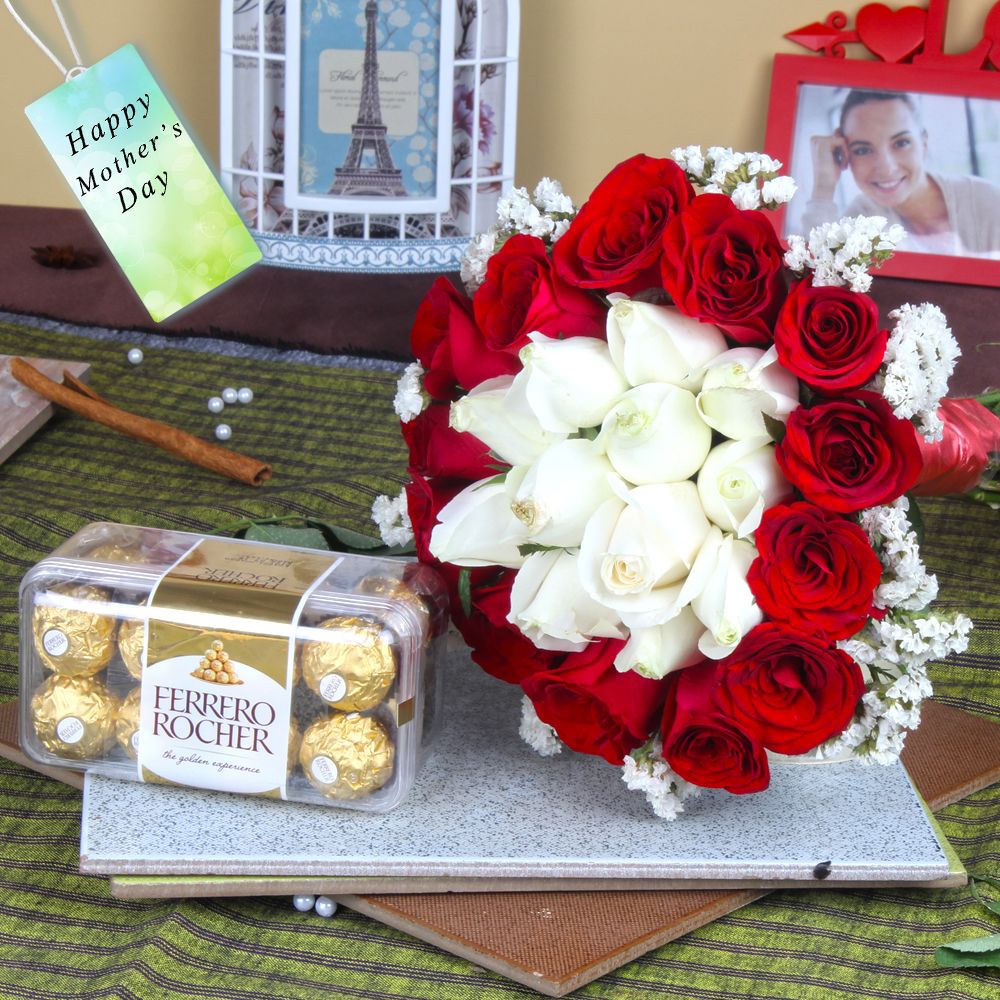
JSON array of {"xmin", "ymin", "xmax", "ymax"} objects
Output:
[
  {"xmin": 30, "ymin": 675, "xmax": 117, "ymax": 759},
  {"xmin": 85, "ymin": 541, "xmax": 144, "ymax": 563},
  {"xmin": 190, "ymin": 639, "xmax": 242, "ymax": 685},
  {"xmin": 358, "ymin": 573, "xmax": 448, "ymax": 640},
  {"xmin": 299, "ymin": 616, "xmax": 395, "ymax": 711},
  {"xmin": 118, "ymin": 615, "xmax": 146, "ymax": 680},
  {"xmin": 299, "ymin": 713, "xmax": 394, "ymax": 799},
  {"xmin": 288, "ymin": 721, "xmax": 302, "ymax": 778},
  {"xmin": 32, "ymin": 583, "xmax": 116, "ymax": 676},
  {"xmin": 358, "ymin": 576, "xmax": 429, "ymax": 626},
  {"xmin": 115, "ymin": 687, "xmax": 141, "ymax": 759}
]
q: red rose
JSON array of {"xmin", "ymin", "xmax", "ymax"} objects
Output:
[
  {"xmin": 660, "ymin": 193, "xmax": 786, "ymax": 345},
  {"xmin": 409, "ymin": 277, "xmax": 468, "ymax": 400},
  {"xmin": 454, "ymin": 571, "xmax": 562, "ymax": 685},
  {"xmin": 776, "ymin": 392, "xmax": 922, "ymax": 513},
  {"xmin": 404, "ymin": 473, "xmax": 467, "ymax": 564},
  {"xmin": 715, "ymin": 623, "xmax": 866, "ymax": 756},
  {"xmin": 401, "ymin": 403, "xmax": 495, "ymax": 481},
  {"xmin": 410, "ymin": 277, "xmax": 517, "ymax": 395},
  {"xmin": 521, "ymin": 639, "xmax": 666, "ymax": 764},
  {"xmin": 552, "ymin": 154, "xmax": 694, "ymax": 295},
  {"xmin": 747, "ymin": 501, "xmax": 882, "ymax": 639},
  {"xmin": 661, "ymin": 661, "xmax": 769, "ymax": 794},
  {"xmin": 774, "ymin": 280, "xmax": 887, "ymax": 393},
  {"xmin": 474, "ymin": 234, "xmax": 605, "ymax": 356}
]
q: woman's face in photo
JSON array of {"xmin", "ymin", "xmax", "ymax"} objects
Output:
[{"xmin": 841, "ymin": 98, "xmax": 928, "ymax": 209}]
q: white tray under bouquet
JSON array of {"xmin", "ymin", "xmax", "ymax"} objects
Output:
[{"xmin": 79, "ymin": 649, "xmax": 956, "ymax": 887}]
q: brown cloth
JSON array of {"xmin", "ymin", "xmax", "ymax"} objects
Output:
[
  {"xmin": 0, "ymin": 204, "xmax": 445, "ymax": 359},
  {"xmin": 1, "ymin": 203, "xmax": 999, "ymax": 392}
]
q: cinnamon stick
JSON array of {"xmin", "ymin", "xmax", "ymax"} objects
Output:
[
  {"xmin": 61, "ymin": 370, "xmax": 104, "ymax": 402},
  {"xmin": 11, "ymin": 358, "xmax": 272, "ymax": 487}
]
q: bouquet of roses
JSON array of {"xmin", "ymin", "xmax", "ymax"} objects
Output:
[{"xmin": 373, "ymin": 148, "xmax": 997, "ymax": 818}]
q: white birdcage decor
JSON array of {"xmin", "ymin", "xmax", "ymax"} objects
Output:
[{"xmin": 219, "ymin": 0, "xmax": 519, "ymax": 272}]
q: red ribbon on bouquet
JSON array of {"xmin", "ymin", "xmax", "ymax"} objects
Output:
[{"xmin": 913, "ymin": 398, "xmax": 1000, "ymax": 497}]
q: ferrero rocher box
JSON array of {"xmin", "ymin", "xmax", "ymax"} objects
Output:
[{"xmin": 18, "ymin": 522, "xmax": 448, "ymax": 811}]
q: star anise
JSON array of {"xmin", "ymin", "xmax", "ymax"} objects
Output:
[{"xmin": 30, "ymin": 244, "xmax": 100, "ymax": 269}]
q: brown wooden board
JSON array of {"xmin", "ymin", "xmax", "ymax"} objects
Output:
[
  {"xmin": 0, "ymin": 356, "xmax": 90, "ymax": 465},
  {"xmin": 2, "ymin": 697, "xmax": 998, "ymax": 997}
]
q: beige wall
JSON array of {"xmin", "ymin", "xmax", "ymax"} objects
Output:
[
  {"xmin": 2, "ymin": 0, "xmax": 220, "ymax": 208},
  {"xmin": 1, "ymin": 0, "xmax": 990, "ymax": 207}
]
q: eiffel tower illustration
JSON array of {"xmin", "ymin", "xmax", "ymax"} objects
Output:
[{"xmin": 330, "ymin": 0, "xmax": 406, "ymax": 197}]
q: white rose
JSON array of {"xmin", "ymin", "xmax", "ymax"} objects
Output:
[
  {"xmin": 696, "ymin": 437, "xmax": 791, "ymax": 538},
  {"xmin": 508, "ymin": 550, "xmax": 626, "ymax": 651},
  {"xmin": 450, "ymin": 375, "xmax": 565, "ymax": 467},
  {"xmin": 429, "ymin": 478, "xmax": 526, "ymax": 568},
  {"xmin": 599, "ymin": 383, "xmax": 712, "ymax": 485},
  {"xmin": 518, "ymin": 333, "xmax": 628, "ymax": 433},
  {"xmin": 679, "ymin": 527, "xmax": 761, "ymax": 659},
  {"xmin": 505, "ymin": 438, "xmax": 616, "ymax": 548},
  {"xmin": 613, "ymin": 608, "xmax": 705, "ymax": 679},
  {"xmin": 579, "ymin": 480, "xmax": 711, "ymax": 629},
  {"xmin": 696, "ymin": 346, "xmax": 799, "ymax": 440},
  {"xmin": 605, "ymin": 296, "xmax": 727, "ymax": 390}
]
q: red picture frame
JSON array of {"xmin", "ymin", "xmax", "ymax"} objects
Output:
[{"xmin": 765, "ymin": 53, "xmax": 1000, "ymax": 287}]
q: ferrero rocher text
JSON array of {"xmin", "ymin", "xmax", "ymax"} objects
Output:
[{"xmin": 150, "ymin": 685, "xmax": 276, "ymax": 753}]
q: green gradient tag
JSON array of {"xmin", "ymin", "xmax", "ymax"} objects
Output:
[{"xmin": 25, "ymin": 44, "xmax": 261, "ymax": 322}]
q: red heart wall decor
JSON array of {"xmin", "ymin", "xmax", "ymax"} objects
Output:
[{"xmin": 856, "ymin": 3, "xmax": 927, "ymax": 62}]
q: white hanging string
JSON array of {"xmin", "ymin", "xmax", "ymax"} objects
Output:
[{"xmin": 3, "ymin": 0, "xmax": 86, "ymax": 80}]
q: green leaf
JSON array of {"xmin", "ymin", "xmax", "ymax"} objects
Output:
[
  {"xmin": 762, "ymin": 413, "xmax": 786, "ymax": 445},
  {"xmin": 458, "ymin": 568, "xmax": 472, "ymax": 618},
  {"xmin": 935, "ymin": 933, "xmax": 1000, "ymax": 968},
  {"xmin": 229, "ymin": 518, "xmax": 414, "ymax": 558},
  {"xmin": 479, "ymin": 472, "xmax": 508, "ymax": 488},
  {"xmin": 974, "ymin": 384, "xmax": 1000, "ymax": 414},
  {"xmin": 905, "ymin": 494, "xmax": 926, "ymax": 546},
  {"xmin": 244, "ymin": 524, "xmax": 330, "ymax": 550},
  {"xmin": 320, "ymin": 521, "xmax": 416, "ymax": 558},
  {"xmin": 211, "ymin": 514, "xmax": 303, "ymax": 536},
  {"xmin": 324, "ymin": 524, "xmax": 387, "ymax": 550},
  {"xmin": 578, "ymin": 426, "xmax": 600, "ymax": 441},
  {"xmin": 517, "ymin": 543, "xmax": 563, "ymax": 557},
  {"xmin": 971, "ymin": 874, "xmax": 1000, "ymax": 917}
]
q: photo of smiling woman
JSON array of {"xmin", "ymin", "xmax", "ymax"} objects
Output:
[{"xmin": 789, "ymin": 85, "xmax": 1000, "ymax": 258}]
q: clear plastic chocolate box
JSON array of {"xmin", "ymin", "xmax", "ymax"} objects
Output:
[{"xmin": 19, "ymin": 522, "xmax": 447, "ymax": 812}]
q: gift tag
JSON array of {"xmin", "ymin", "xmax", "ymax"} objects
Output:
[{"xmin": 25, "ymin": 44, "xmax": 261, "ymax": 322}]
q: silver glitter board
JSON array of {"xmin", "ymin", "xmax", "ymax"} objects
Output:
[{"xmin": 80, "ymin": 648, "xmax": 954, "ymax": 885}]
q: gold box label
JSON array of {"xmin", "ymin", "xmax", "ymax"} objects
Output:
[{"xmin": 138, "ymin": 539, "xmax": 340, "ymax": 796}]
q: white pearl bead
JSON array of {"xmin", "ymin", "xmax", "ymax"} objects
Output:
[
  {"xmin": 221, "ymin": 387, "xmax": 238, "ymax": 404},
  {"xmin": 314, "ymin": 896, "xmax": 337, "ymax": 918},
  {"xmin": 214, "ymin": 424, "xmax": 232, "ymax": 441},
  {"xmin": 237, "ymin": 387, "xmax": 253, "ymax": 404},
  {"xmin": 207, "ymin": 396, "xmax": 225, "ymax": 414},
  {"xmin": 127, "ymin": 348, "xmax": 143, "ymax": 365},
  {"xmin": 292, "ymin": 894, "xmax": 315, "ymax": 912}
]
